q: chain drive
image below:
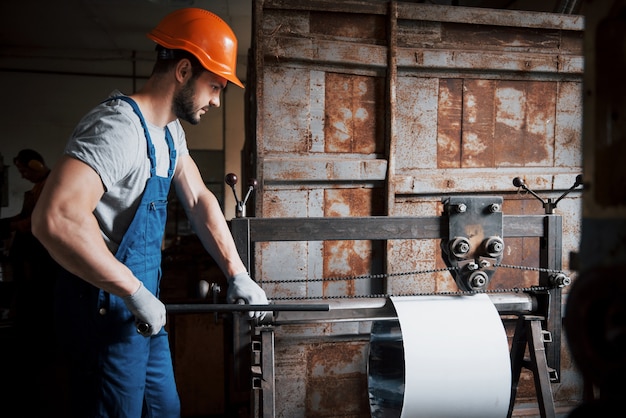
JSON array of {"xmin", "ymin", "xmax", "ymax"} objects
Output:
[{"xmin": 262, "ymin": 263, "xmax": 567, "ymax": 301}]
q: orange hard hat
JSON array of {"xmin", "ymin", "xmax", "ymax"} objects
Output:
[{"xmin": 147, "ymin": 8, "xmax": 244, "ymax": 88}]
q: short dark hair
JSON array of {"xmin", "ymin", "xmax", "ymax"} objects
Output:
[
  {"xmin": 14, "ymin": 149, "xmax": 44, "ymax": 166},
  {"xmin": 152, "ymin": 46, "xmax": 205, "ymax": 79}
]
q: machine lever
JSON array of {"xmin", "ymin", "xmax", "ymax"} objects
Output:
[
  {"xmin": 513, "ymin": 174, "xmax": 583, "ymax": 214},
  {"xmin": 136, "ymin": 304, "xmax": 330, "ymax": 333},
  {"xmin": 165, "ymin": 303, "xmax": 330, "ymax": 313},
  {"xmin": 225, "ymin": 173, "xmax": 258, "ymax": 218}
]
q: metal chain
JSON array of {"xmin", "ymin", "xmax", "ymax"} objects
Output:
[
  {"xmin": 494, "ymin": 263, "xmax": 566, "ymax": 274},
  {"xmin": 260, "ymin": 266, "xmax": 458, "ymax": 284},
  {"xmin": 262, "ymin": 262, "xmax": 568, "ymax": 301},
  {"xmin": 269, "ymin": 285, "xmax": 555, "ymax": 301}
]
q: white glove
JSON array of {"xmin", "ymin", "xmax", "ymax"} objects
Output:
[
  {"xmin": 227, "ymin": 272, "xmax": 269, "ymax": 320},
  {"xmin": 122, "ymin": 282, "xmax": 166, "ymax": 337}
]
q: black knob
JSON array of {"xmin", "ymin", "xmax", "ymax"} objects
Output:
[
  {"xmin": 225, "ymin": 173, "xmax": 238, "ymax": 187},
  {"xmin": 512, "ymin": 177, "xmax": 524, "ymax": 187},
  {"xmin": 575, "ymin": 174, "xmax": 583, "ymax": 187},
  {"xmin": 248, "ymin": 178, "xmax": 258, "ymax": 189}
]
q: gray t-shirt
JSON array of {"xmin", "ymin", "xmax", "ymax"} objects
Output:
[{"xmin": 65, "ymin": 91, "xmax": 189, "ymax": 253}]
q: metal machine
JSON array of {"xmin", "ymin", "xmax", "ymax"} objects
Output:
[
  {"xmin": 171, "ymin": 175, "xmax": 581, "ymax": 417},
  {"xmin": 223, "ymin": 176, "xmax": 579, "ymax": 417}
]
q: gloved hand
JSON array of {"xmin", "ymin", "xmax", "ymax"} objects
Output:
[
  {"xmin": 122, "ymin": 282, "xmax": 166, "ymax": 337},
  {"xmin": 227, "ymin": 272, "xmax": 269, "ymax": 320}
]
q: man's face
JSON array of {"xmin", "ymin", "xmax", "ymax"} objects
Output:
[
  {"xmin": 15, "ymin": 161, "xmax": 41, "ymax": 183},
  {"xmin": 173, "ymin": 70, "xmax": 227, "ymax": 125}
]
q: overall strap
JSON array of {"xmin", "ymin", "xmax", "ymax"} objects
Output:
[
  {"xmin": 103, "ymin": 96, "xmax": 177, "ymax": 178},
  {"xmin": 163, "ymin": 125, "xmax": 176, "ymax": 179}
]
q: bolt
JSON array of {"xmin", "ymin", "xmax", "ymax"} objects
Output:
[
  {"xmin": 455, "ymin": 241, "xmax": 470, "ymax": 254},
  {"xmin": 489, "ymin": 203, "xmax": 501, "ymax": 213},
  {"xmin": 489, "ymin": 241, "xmax": 503, "ymax": 253},
  {"xmin": 551, "ymin": 273, "xmax": 571, "ymax": 288},
  {"xmin": 455, "ymin": 203, "xmax": 467, "ymax": 213},
  {"xmin": 469, "ymin": 272, "xmax": 488, "ymax": 288},
  {"xmin": 479, "ymin": 259, "xmax": 491, "ymax": 268},
  {"xmin": 484, "ymin": 237, "xmax": 505, "ymax": 256},
  {"xmin": 467, "ymin": 262, "xmax": 479, "ymax": 271}
]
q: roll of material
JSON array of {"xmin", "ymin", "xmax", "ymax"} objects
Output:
[{"xmin": 368, "ymin": 294, "xmax": 511, "ymax": 418}]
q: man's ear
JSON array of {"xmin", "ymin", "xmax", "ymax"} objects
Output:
[{"xmin": 175, "ymin": 58, "xmax": 192, "ymax": 83}]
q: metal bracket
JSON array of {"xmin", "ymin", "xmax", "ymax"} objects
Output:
[{"xmin": 442, "ymin": 196, "xmax": 505, "ymax": 291}]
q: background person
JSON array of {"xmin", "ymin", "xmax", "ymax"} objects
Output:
[{"xmin": 0, "ymin": 148, "xmax": 59, "ymax": 416}]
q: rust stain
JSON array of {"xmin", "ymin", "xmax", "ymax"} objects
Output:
[
  {"xmin": 461, "ymin": 79, "xmax": 496, "ymax": 168},
  {"xmin": 444, "ymin": 179, "xmax": 456, "ymax": 188},
  {"xmin": 307, "ymin": 342, "xmax": 364, "ymax": 376},
  {"xmin": 442, "ymin": 23, "xmax": 562, "ymax": 52},
  {"xmin": 463, "ymin": 223, "xmax": 485, "ymax": 259},
  {"xmin": 310, "ymin": 11, "xmax": 386, "ymax": 42},
  {"xmin": 321, "ymin": 188, "xmax": 384, "ymax": 296},
  {"xmin": 438, "ymin": 78, "xmax": 463, "ymax": 168},
  {"xmin": 325, "ymin": 72, "xmax": 385, "ymax": 154},
  {"xmin": 494, "ymin": 80, "xmax": 555, "ymax": 166},
  {"xmin": 322, "ymin": 240, "xmax": 371, "ymax": 296},
  {"xmin": 459, "ymin": 79, "xmax": 557, "ymax": 168},
  {"xmin": 324, "ymin": 188, "xmax": 376, "ymax": 217},
  {"xmin": 305, "ymin": 342, "xmax": 370, "ymax": 415}
]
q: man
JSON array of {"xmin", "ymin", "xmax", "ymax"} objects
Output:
[
  {"xmin": 32, "ymin": 8, "xmax": 267, "ymax": 418},
  {"xmin": 1, "ymin": 149, "xmax": 58, "ymax": 415},
  {"xmin": 1, "ymin": 149, "xmax": 56, "ymax": 331}
]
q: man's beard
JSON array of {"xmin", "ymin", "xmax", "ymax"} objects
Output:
[{"xmin": 173, "ymin": 78, "xmax": 200, "ymax": 125}]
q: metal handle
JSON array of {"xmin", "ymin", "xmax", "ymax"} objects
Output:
[{"xmin": 165, "ymin": 303, "xmax": 330, "ymax": 314}]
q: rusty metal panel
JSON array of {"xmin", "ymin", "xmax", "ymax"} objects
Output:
[
  {"xmin": 437, "ymin": 78, "xmax": 463, "ymax": 169},
  {"xmin": 263, "ymin": 158, "xmax": 388, "ymax": 182},
  {"xmin": 324, "ymin": 73, "xmax": 385, "ymax": 154},
  {"xmin": 494, "ymin": 80, "xmax": 557, "ymax": 167},
  {"xmin": 262, "ymin": 67, "xmax": 311, "ymax": 154},
  {"xmin": 322, "ymin": 188, "xmax": 384, "ymax": 297},
  {"xmin": 395, "ymin": 77, "xmax": 439, "ymax": 170},
  {"xmin": 555, "ymin": 81, "xmax": 583, "ymax": 167},
  {"xmin": 386, "ymin": 199, "xmax": 458, "ymax": 295},
  {"xmin": 274, "ymin": 338, "xmax": 370, "ymax": 417},
  {"xmin": 461, "ymin": 79, "xmax": 497, "ymax": 168}
]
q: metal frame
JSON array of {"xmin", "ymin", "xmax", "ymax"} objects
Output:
[{"xmin": 230, "ymin": 210, "xmax": 564, "ymax": 417}]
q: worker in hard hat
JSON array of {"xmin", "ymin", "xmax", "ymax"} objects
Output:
[{"xmin": 32, "ymin": 9, "xmax": 267, "ymax": 417}]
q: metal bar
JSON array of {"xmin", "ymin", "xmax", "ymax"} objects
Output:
[
  {"xmin": 385, "ymin": 0, "xmax": 398, "ymax": 217},
  {"xmin": 271, "ymin": 293, "xmax": 536, "ymax": 325},
  {"xmin": 384, "ymin": 0, "xmax": 398, "ymax": 295},
  {"xmin": 239, "ymin": 216, "xmax": 447, "ymax": 241},
  {"xmin": 541, "ymin": 215, "xmax": 563, "ymax": 382},
  {"xmin": 231, "ymin": 217, "xmax": 251, "ymax": 271},
  {"xmin": 507, "ymin": 316, "xmax": 527, "ymax": 418},
  {"xmin": 231, "ymin": 215, "xmax": 548, "ymax": 244},
  {"xmin": 527, "ymin": 317, "xmax": 557, "ymax": 418},
  {"xmin": 166, "ymin": 303, "xmax": 330, "ymax": 313},
  {"xmin": 260, "ymin": 329, "xmax": 275, "ymax": 418}
]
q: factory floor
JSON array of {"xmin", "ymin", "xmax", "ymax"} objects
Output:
[{"xmin": 512, "ymin": 403, "xmax": 577, "ymax": 418}]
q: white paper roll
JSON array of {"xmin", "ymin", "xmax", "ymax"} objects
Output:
[{"xmin": 369, "ymin": 294, "xmax": 511, "ymax": 418}]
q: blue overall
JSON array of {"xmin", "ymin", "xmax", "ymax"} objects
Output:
[{"xmin": 54, "ymin": 96, "xmax": 180, "ymax": 418}]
